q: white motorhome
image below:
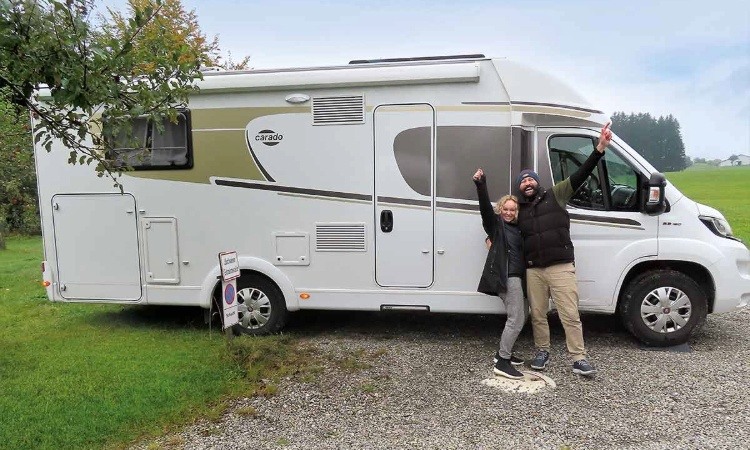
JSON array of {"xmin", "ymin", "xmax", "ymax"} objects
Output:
[{"xmin": 35, "ymin": 55, "xmax": 750, "ymax": 346}]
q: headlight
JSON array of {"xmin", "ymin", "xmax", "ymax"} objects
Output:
[{"xmin": 699, "ymin": 215, "xmax": 739, "ymax": 241}]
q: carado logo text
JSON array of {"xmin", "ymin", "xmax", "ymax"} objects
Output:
[{"xmin": 255, "ymin": 129, "xmax": 283, "ymax": 146}]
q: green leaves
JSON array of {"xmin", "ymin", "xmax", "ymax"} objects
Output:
[
  {"xmin": 0, "ymin": 98, "xmax": 38, "ymax": 234},
  {"xmin": 0, "ymin": 0, "xmax": 204, "ymax": 188}
]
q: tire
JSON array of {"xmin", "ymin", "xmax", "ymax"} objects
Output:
[
  {"xmin": 620, "ymin": 270, "xmax": 707, "ymax": 347},
  {"xmin": 231, "ymin": 273, "xmax": 288, "ymax": 336}
]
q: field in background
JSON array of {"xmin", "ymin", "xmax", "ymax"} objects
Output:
[{"xmin": 666, "ymin": 165, "xmax": 749, "ymax": 243}]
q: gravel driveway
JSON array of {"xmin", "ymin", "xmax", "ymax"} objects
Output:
[{"xmin": 137, "ymin": 306, "xmax": 750, "ymax": 449}]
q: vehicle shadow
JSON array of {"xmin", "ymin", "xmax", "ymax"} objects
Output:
[
  {"xmin": 85, "ymin": 303, "xmax": 718, "ymax": 353},
  {"xmin": 84, "ymin": 305, "xmax": 211, "ymax": 331},
  {"xmin": 284, "ymin": 309, "xmax": 636, "ymax": 345}
]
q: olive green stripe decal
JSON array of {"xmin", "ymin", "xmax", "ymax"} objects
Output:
[
  {"xmin": 191, "ymin": 106, "xmax": 309, "ymax": 129},
  {"xmin": 127, "ymin": 129, "xmax": 263, "ymax": 184},
  {"xmin": 127, "ymin": 107, "xmax": 307, "ymax": 184}
]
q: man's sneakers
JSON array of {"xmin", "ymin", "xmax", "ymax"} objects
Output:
[
  {"xmin": 526, "ymin": 350, "xmax": 598, "ymax": 376},
  {"xmin": 530, "ymin": 350, "xmax": 550, "ymax": 370},
  {"xmin": 572, "ymin": 359, "xmax": 597, "ymax": 377},
  {"xmin": 493, "ymin": 357, "xmax": 524, "ymax": 380},
  {"xmin": 493, "ymin": 351, "xmax": 524, "ymax": 366}
]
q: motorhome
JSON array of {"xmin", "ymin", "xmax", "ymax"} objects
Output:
[{"xmin": 35, "ymin": 54, "xmax": 750, "ymax": 346}]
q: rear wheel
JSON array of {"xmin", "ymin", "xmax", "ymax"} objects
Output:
[
  {"xmin": 232, "ymin": 273, "xmax": 287, "ymax": 336},
  {"xmin": 620, "ymin": 270, "xmax": 707, "ymax": 346}
]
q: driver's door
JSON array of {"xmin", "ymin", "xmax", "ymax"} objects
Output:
[{"xmin": 536, "ymin": 128, "xmax": 658, "ymax": 310}]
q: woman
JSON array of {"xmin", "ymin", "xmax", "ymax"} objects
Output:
[{"xmin": 473, "ymin": 168, "xmax": 527, "ymax": 379}]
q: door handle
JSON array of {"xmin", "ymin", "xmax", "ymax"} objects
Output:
[{"xmin": 380, "ymin": 210, "xmax": 393, "ymax": 232}]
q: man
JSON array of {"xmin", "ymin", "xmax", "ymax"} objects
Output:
[{"xmin": 517, "ymin": 121, "xmax": 613, "ymax": 376}]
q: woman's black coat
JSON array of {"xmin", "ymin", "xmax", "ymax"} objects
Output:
[{"xmin": 474, "ymin": 175, "xmax": 512, "ymax": 296}]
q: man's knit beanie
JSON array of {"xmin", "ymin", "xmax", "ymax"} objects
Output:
[{"xmin": 516, "ymin": 169, "xmax": 540, "ymax": 188}]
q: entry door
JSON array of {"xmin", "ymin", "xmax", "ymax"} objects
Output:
[
  {"xmin": 374, "ymin": 104, "xmax": 434, "ymax": 287},
  {"xmin": 52, "ymin": 194, "xmax": 142, "ymax": 300}
]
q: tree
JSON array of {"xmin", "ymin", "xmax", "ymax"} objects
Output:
[
  {"xmin": 729, "ymin": 154, "xmax": 739, "ymax": 161},
  {"xmin": 105, "ymin": 0, "xmax": 216, "ymax": 71},
  {"xmin": 0, "ymin": 0, "xmax": 204, "ymax": 189},
  {"xmin": 611, "ymin": 111, "xmax": 688, "ymax": 172},
  {"xmin": 0, "ymin": 98, "xmax": 39, "ymax": 241},
  {"xmin": 105, "ymin": 0, "xmax": 250, "ymax": 71}
]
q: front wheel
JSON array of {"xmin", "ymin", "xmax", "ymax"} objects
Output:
[
  {"xmin": 232, "ymin": 273, "xmax": 288, "ymax": 336},
  {"xmin": 620, "ymin": 270, "xmax": 707, "ymax": 347}
]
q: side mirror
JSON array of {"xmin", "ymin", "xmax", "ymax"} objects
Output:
[{"xmin": 643, "ymin": 172, "xmax": 667, "ymax": 215}]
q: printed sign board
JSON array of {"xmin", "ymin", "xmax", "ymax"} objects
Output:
[
  {"xmin": 218, "ymin": 251, "xmax": 240, "ymax": 329},
  {"xmin": 219, "ymin": 251, "xmax": 240, "ymax": 282}
]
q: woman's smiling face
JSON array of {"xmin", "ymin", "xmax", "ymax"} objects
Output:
[{"xmin": 500, "ymin": 199, "xmax": 518, "ymax": 223}]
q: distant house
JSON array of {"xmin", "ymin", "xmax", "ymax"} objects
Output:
[{"xmin": 719, "ymin": 154, "xmax": 750, "ymax": 167}]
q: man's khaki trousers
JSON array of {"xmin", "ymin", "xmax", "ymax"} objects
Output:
[{"xmin": 526, "ymin": 262, "xmax": 586, "ymax": 361}]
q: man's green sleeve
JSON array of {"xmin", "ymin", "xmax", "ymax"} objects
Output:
[{"xmin": 552, "ymin": 179, "xmax": 574, "ymax": 208}]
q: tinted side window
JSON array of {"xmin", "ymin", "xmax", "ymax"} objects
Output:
[
  {"xmin": 393, "ymin": 126, "xmax": 511, "ymax": 201},
  {"xmin": 109, "ymin": 112, "xmax": 193, "ymax": 170}
]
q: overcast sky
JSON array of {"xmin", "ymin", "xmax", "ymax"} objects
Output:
[{"xmin": 106, "ymin": 0, "xmax": 749, "ymax": 160}]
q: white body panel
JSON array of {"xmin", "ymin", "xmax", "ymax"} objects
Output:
[{"xmin": 34, "ymin": 56, "xmax": 749, "ymax": 326}]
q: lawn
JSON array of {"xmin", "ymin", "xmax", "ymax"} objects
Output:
[
  {"xmin": 0, "ymin": 236, "xmax": 296, "ymax": 450},
  {"xmin": 666, "ymin": 165, "xmax": 750, "ymax": 243}
]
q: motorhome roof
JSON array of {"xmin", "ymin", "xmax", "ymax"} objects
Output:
[
  {"xmin": 196, "ymin": 58, "xmax": 485, "ymax": 92},
  {"xmin": 200, "ymin": 54, "xmax": 491, "ymax": 77},
  {"xmin": 349, "ymin": 54, "xmax": 486, "ymax": 65},
  {"xmin": 195, "ymin": 57, "xmax": 601, "ymax": 115}
]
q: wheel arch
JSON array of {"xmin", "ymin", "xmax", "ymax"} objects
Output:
[
  {"xmin": 199, "ymin": 256, "xmax": 298, "ymax": 311},
  {"xmin": 617, "ymin": 260, "xmax": 716, "ymax": 314}
]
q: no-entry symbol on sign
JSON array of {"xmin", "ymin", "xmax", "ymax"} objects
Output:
[{"xmin": 224, "ymin": 282, "xmax": 236, "ymax": 305}]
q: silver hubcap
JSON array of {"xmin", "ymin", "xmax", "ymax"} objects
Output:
[
  {"xmin": 640, "ymin": 286, "xmax": 692, "ymax": 333},
  {"xmin": 236, "ymin": 287, "xmax": 272, "ymax": 330}
]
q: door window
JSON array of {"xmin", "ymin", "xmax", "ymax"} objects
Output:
[{"xmin": 549, "ymin": 135, "xmax": 640, "ymax": 211}]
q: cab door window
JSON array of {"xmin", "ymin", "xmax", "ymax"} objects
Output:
[{"xmin": 549, "ymin": 135, "xmax": 640, "ymax": 212}]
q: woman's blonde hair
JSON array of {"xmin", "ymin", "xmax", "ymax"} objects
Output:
[{"xmin": 494, "ymin": 194, "xmax": 519, "ymax": 220}]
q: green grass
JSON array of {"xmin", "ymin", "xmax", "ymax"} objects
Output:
[
  {"xmin": 0, "ymin": 236, "xmax": 301, "ymax": 450},
  {"xmin": 665, "ymin": 165, "xmax": 750, "ymax": 243},
  {"xmin": 684, "ymin": 162, "xmax": 720, "ymax": 171}
]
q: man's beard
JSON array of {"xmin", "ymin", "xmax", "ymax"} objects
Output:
[{"xmin": 522, "ymin": 186, "xmax": 538, "ymax": 198}]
